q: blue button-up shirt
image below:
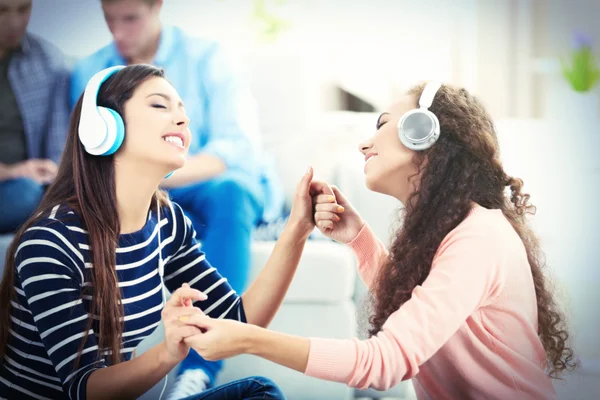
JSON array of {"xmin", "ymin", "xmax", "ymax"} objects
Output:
[
  {"xmin": 70, "ymin": 26, "xmax": 283, "ymax": 221},
  {"xmin": 7, "ymin": 33, "xmax": 70, "ymax": 164}
]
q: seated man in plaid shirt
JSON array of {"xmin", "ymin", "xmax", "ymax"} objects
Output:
[{"xmin": 0, "ymin": 0, "xmax": 70, "ymax": 233}]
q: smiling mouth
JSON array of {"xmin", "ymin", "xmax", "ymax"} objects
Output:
[
  {"xmin": 163, "ymin": 135, "xmax": 184, "ymax": 148},
  {"xmin": 365, "ymin": 155, "xmax": 378, "ymax": 164}
]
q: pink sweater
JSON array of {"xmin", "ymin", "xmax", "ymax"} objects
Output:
[{"xmin": 305, "ymin": 206, "xmax": 557, "ymax": 400}]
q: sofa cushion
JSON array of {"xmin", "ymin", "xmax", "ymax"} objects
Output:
[
  {"xmin": 250, "ymin": 240, "xmax": 356, "ymax": 303},
  {"xmin": 217, "ymin": 302, "xmax": 357, "ymax": 400}
]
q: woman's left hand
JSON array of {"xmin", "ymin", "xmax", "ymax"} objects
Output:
[{"xmin": 181, "ymin": 314, "xmax": 255, "ymax": 361}]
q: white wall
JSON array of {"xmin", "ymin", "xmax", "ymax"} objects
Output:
[
  {"xmin": 29, "ymin": 0, "xmax": 600, "ymax": 122},
  {"xmin": 29, "ymin": 0, "xmax": 473, "ymax": 80},
  {"xmin": 28, "ymin": 0, "xmax": 477, "ymax": 107}
]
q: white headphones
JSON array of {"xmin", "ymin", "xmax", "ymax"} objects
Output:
[
  {"xmin": 78, "ymin": 66, "xmax": 126, "ymax": 156},
  {"xmin": 397, "ymin": 81, "xmax": 443, "ymax": 151}
]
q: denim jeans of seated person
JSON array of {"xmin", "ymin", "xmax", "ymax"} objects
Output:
[
  {"xmin": 0, "ymin": 178, "xmax": 45, "ymax": 233},
  {"xmin": 180, "ymin": 376, "xmax": 286, "ymax": 400}
]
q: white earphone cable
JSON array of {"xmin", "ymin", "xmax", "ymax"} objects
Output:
[{"xmin": 157, "ymin": 197, "xmax": 168, "ymax": 400}]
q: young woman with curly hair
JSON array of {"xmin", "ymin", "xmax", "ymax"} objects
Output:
[{"xmin": 181, "ymin": 81, "xmax": 576, "ymax": 400}]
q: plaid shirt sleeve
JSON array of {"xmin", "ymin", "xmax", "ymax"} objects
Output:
[
  {"xmin": 45, "ymin": 63, "xmax": 71, "ymax": 164},
  {"xmin": 9, "ymin": 34, "xmax": 71, "ymax": 164}
]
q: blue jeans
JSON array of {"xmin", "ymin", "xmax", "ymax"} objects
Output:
[
  {"xmin": 0, "ymin": 178, "xmax": 45, "ymax": 233},
  {"xmin": 168, "ymin": 172, "xmax": 263, "ymax": 384},
  {"xmin": 181, "ymin": 376, "xmax": 285, "ymax": 400}
]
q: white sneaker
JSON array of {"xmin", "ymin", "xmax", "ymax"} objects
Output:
[{"xmin": 165, "ymin": 369, "xmax": 211, "ymax": 400}]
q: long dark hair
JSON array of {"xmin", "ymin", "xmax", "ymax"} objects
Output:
[
  {"xmin": 369, "ymin": 82, "xmax": 576, "ymax": 378},
  {"xmin": 0, "ymin": 64, "xmax": 167, "ymax": 366}
]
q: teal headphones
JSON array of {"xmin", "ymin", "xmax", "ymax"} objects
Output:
[{"xmin": 78, "ymin": 66, "xmax": 126, "ymax": 156}]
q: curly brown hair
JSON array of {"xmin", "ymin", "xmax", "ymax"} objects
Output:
[{"xmin": 368, "ymin": 82, "xmax": 576, "ymax": 378}]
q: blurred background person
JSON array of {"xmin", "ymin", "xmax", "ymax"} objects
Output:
[{"xmin": 0, "ymin": 0, "xmax": 70, "ymax": 234}]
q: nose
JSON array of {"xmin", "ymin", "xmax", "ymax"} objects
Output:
[
  {"xmin": 174, "ymin": 111, "xmax": 190, "ymax": 127},
  {"xmin": 358, "ymin": 139, "xmax": 373, "ymax": 155},
  {"xmin": 112, "ymin": 25, "xmax": 126, "ymax": 43}
]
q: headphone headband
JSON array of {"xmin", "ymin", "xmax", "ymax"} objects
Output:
[{"xmin": 419, "ymin": 81, "xmax": 442, "ymax": 109}]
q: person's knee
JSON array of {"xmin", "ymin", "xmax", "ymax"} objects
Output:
[
  {"xmin": 246, "ymin": 376, "xmax": 276, "ymax": 385},
  {"xmin": 207, "ymin": 177, "xmax": 259, "ymax": 221},
  {"xmin": 3, "ymin": 178, "xmax": 44, "ymax": 211},
  {"xmin": 15, "ymin": 179, "xmax": 44, "ymax": 207},
  {"xmin": 211, "ymin": 178, "xmax": 251, "ymax": 203},
  {"xmin": 246, "ymin": 376, "xmax": 285, "ymax": 398},
  {"xmin": 0, "ymin": 178, "xmax": 44, "ymax": 232}
]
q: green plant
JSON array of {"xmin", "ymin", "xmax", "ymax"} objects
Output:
[
  {"xmin": 216, "ymin": 0, "xmax": 291, "ymax": 42},
  {"xmin": 252, "ymin": 0, "xmax": 290, "ymax": 41},
  {"xmin": 561, "ymin": 31, "xmax": 600, "ymax": 92}
]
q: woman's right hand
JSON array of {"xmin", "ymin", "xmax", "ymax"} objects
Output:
[
  {"xmin": 313, "ymin": 185, "xmax": 365, "ymax": 243},
  {"xmin": 161, "ymin": 284, "xmax": 207, "ymax": 363}
]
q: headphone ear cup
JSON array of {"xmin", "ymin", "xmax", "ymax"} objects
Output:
[
  {"xmin": 397, "ymin": 110, "xmax": 440, "ymax": 151},
  {"xmin": 102, "ymin": 107, "xmax": 125, "ymax": 155},
  {"xmin": 94, "ymin": 107, "xmax": 125, "ymax": 156}
]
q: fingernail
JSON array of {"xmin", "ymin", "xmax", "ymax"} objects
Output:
[
  {"xmin": 328, "ymin": 196, "xmax": 335, "ymax": 202},
  {"xmin": 337, "ymin": 206, "xmax": 345, "ymax": 213},
  {"xmin": 179, "ymin": 316, "xmax": 190, "ymax": 322},
  {"xmin": 306, "ymin": 165, "xmax": 312, "ymax": 174}
]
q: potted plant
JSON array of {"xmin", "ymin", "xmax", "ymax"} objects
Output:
[
  {"xmin": 561, "ymin": 31, "xmax": 599, "ymax": 92},
  {"xmin": 251, "ymin": 0, "xmax": 290, "ymax": 42},
  {"xmin": 560, "ymin": 31, "xmax": 599, "ymax": 120}
]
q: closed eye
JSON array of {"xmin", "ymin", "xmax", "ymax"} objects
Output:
[
  {"xmin": 376, "ymin": 120, "xmax": 388, "ymax": 130},
  {"xmin": 376, "ymin": 112, "xmax": 389, "ymax": 130},
  {"xmin": 152, "ymin": 104, "xmax": 167, "ymax": 109}
]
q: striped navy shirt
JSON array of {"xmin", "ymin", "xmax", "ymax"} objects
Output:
[{"xmin": 0, "ymin": 200, "xmax": 245, "ymax": 400}]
